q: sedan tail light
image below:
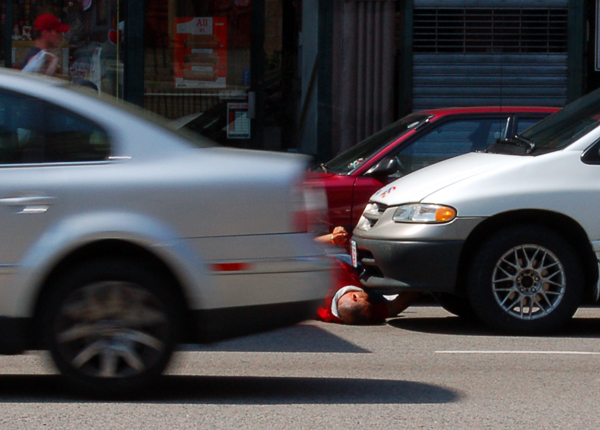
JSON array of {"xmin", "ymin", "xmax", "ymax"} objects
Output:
[{"xmin": 293, "ymin": 173, "xmax": 328, "ymax": 233}]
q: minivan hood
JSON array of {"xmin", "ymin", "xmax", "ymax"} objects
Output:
[{"xmin": 370, "ymin": 152, "xmax": 528, "ymax": 205}]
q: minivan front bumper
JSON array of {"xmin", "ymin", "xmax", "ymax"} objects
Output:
[
  {"xmin": 352, "ymin": 216, "xmax": 484, "ymax": 294},
  {"xmin": 353, "ymin": 237, "xmax": 464, "ymax": 294}
]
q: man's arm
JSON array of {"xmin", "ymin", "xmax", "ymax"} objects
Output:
[
  {"xmin": 314, "ymin": 226, "xmax": 349, "ymax": 246},
  {"xmin": 387, "ymin": 292, "xmax": 422, "ymax": 317}
]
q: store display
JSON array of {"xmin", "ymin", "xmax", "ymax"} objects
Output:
[{"xmin": 173, "ymin": 17, "xmax": 228, "ymax": 89}]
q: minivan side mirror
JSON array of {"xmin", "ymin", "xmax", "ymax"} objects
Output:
[{"xmin": 365, "ymin": 156, "xmax": 402, "ymax": 177}]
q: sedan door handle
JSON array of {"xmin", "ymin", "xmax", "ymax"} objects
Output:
[{"xmin": 0, "ymin": 196, "xmax": 56, "ymax": 214}]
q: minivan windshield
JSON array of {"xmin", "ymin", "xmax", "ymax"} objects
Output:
[
  {"xmin": 489, "ymin": 87, "xmax": 600, "ymax": 155},
  {"xmin": 321, "ymin": 113, "xmax": 432, "ymax": 174}
]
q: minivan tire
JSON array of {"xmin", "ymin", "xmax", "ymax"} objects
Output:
[{"xmin": 466, "ymin": 225, "xmax": 583, "ymax": 334}]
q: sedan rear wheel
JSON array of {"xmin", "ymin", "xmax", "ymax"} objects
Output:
[
  {"xmin": 41, "ymin": 259, "xmax": 179, "ymax": 397},
  {"xmin": 467, "ymin": 225, "xmax": 583, "ymax": 334}
]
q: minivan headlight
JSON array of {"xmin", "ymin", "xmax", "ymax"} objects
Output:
[{"xmin": 392, "ymin": 204, "xmax": 457, "ymax": 223}]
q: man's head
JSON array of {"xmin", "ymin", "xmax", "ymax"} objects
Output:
[
  {"xmin": 33, "ymin": 14, "xmax": 70, "ymax": 49},
  {"xmin": 337, "ymin": 290, "xmax": 388, "ymax": 325}
]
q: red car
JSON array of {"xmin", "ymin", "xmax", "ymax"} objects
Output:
[{"xmin": 313, "ymin": 106, "xmax": 559, "ymax": 231}]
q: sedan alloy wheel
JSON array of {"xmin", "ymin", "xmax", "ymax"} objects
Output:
[
  {"xmin": 53, "ymin": 281, "xmax": 169, "ymax": 379},
  {"xmin": 41, "ymin": 259, "xmax": 179, "ymax": 396}
]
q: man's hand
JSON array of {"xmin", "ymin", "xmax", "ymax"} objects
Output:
[
  {"xmin": 331, "ymin": 226, "xmax": 349, "ymax": 247},
  {"xmin": 314, "ymin": 226, "xmax": 350, "ymax": 246}
]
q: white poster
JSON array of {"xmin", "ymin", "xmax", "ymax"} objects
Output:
[{"xmin": 226, "ymin": 103, "xmax": 251, "ymax": 139}]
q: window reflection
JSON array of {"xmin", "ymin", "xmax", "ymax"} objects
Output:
[
  {"xmin": 144, "ymin": 0, "xmax": 253, "ymax": 147},
  {"xmin": 10, "ymin": 0, "xmax": 124, "ymax": 98}
]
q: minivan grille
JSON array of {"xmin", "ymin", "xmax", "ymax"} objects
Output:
[{"xmin": 360, "ymin": 202, "xmax": 388, "ymax": 230}]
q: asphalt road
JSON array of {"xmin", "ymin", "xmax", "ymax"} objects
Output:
[{"xmin": 1, "ymin": 305, "xmax": 600, "ymax": 429}]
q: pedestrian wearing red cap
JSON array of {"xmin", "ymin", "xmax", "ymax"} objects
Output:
[{"xmin": 21, "ymin": 14, "xmax": 70, "ymax": 74}]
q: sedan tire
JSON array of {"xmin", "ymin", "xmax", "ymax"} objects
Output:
[
  {"xmin": 40, "ymin": 258, "xmax": 180, "ymax": 397},
  {"xmin": 466, "ymin": 225, "xmax": 583, "ymax": 334}
]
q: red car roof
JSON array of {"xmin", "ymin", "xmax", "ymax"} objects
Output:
[{"xmin": 415, "ymin": 106, "xmax": 560, "ymax": 117}]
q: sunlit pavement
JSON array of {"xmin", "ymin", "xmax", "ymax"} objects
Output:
[{"xmin": 1, "ymin": 305, "xmax": 600, "ymax": 429}]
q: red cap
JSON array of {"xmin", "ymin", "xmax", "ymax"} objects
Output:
[{"xmin": 33, "ymin": 14, "xmax": 70, "ymax": 33}]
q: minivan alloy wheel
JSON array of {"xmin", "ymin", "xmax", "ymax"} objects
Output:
[
  {"xmin": 492, "ymin": 244, "xmax": 565, "ymax": 320},
  {"xmin": 467, "ymin": 225, "xmax": 583, "ymax": 334}
]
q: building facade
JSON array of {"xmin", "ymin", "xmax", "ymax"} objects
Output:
[
  {"xmin": 0, "ymin": 0, "xmax": 597, "ymax": 163},
  {"xmin": 330, "ymin": 0, "xmax": 590, "ymax": 156},
  {"xmin": 1, "ymin": 0, "xmax": 295, "ymax": 152}
]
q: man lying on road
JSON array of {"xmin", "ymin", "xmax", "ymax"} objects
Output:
[{"xmin": 315, "ymin": 227, "xmax": 421, "ymax": 325}]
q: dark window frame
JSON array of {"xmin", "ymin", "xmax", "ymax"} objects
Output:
[{"xmin": 581, "ymin": 138, "xmax": 600, "ymax": 165}]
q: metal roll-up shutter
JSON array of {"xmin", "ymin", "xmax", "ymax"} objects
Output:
[{"xmin": 412, "ymin": 0, "xmax": 569, "ymax": 110}]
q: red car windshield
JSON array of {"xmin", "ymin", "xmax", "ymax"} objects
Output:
[{"xmin": 321, "ymin": 113, "xmax": 433, "ymax": 174}]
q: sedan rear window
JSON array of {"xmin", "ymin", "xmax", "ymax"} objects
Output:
[{"xmin": 0, "ymin": 89, "xmax": 110, "ymax": 163}]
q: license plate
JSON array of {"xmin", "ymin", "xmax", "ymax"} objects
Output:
[{"xmin": 351, "ymin": 240, "xmax": 357, "ymax": 267}]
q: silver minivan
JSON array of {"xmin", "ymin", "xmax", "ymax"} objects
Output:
[{"xmin": 352, "ymin": 89, "xmax": 600, "ymax": 334}]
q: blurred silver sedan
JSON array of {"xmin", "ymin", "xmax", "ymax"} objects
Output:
[{"xmin": 0, "ymin": 69, "xmax": 330, "ymax": 396}]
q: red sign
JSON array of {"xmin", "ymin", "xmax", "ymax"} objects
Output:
[{"xmin": 174, "ymin": 17, "xmax": 228, "ymax": 88}]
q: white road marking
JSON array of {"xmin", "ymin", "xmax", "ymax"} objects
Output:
[{"xmin": 436, "ymin": 351, "xmax": 600, "ymax": 355}]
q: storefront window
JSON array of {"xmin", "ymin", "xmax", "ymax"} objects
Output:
[
  {"xmin": 144, "ymin": 0, "xmax": 255, "ymax": 146},
  {"xmin": 9, "ymin": 0, "xmax": 124, "ymax": 99},
  {"xmin": 5, "ymin": 0, "xmax": 289, "ymax": 150}
]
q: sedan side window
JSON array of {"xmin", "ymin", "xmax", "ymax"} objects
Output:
[
  {"xmin": 393, "ymin": 118, "xmax": 508, "ymax": 176},
  {"xmin": 0, "ymin": 91, "xmax": 44, "ymax": 163},
  {"xmin": 45, "ymin": 106, "xmax": 111, "ymax": 162},
  {"xmin": 0, "ymin": 89, "xmax": 110, "ymax": 164}
]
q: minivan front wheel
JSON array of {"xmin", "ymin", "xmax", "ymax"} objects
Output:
[{"xmin": 467, "ymin": 225, "xmax": 583, "ymax": 334}]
